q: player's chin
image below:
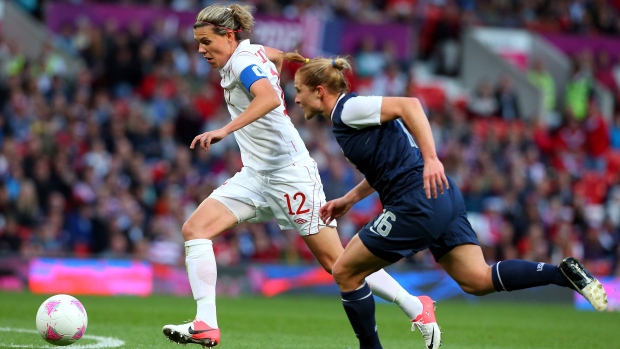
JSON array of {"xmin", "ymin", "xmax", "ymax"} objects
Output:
[
  {"xmin": 304, "ymin": 111, "xmax": 317, "ymax": 120},
  {"xmin": 206, "ymin": 58, "xmax": 220, "ymax": 68}
]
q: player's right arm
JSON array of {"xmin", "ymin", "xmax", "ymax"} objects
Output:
[
  {"xmin": 320, "ymin": 179, "xmax": 375, "ymax": 225},
  {"xmin": 191, "ymin": 78, "xmax": 280, "ymax": 151},
  {"xmin": 379, "ymin": 97, "xmax": 449, "ymax": 199},
  {"xmin": 191, "ymin": 53, "xmax": 281, "ymax": 151},
  {"xmin": 222, "ymin": 78, "xmax": 281, "ymax": 134}
]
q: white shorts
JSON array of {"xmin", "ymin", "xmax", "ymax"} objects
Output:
[{"xmin": 210, "ymin": 157, "xmax": 337, "ymax": 236}]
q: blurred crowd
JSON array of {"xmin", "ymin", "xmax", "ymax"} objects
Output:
[
  {"xmin": 18, "ymin": 0, "xmax": 620, "ymax": 33},
  {"xmin": 15, "ymin": 0, "xmax": 620, "ymax": 39},
  {"xmin": 1, "ymin": 0, "xmax": 620, "ymax": 277}
]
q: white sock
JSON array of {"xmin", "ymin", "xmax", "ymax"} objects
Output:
[
  {"xmin": 186, "ymin": 239, "xmax": 218, "ymax": 328},
  {"xmin": 366, "ymin": 269, "xmax": 423, "ymax": 320}
]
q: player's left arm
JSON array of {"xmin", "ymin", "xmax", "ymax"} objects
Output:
[
  {"xmin": 380, "ymin": 97, "xmax": 449, "ymax": 199},
  {"xmin": 264, "ymin": 46, "xmax": 284, "ymax": 75}
]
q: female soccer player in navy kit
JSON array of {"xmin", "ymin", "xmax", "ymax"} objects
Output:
[
  {"xmin": 162, "ymin": 4, "xmax": 433, "ymax": 348},
  {"xmin": 284, "ymin": 53, "xmax": 608, "ymax": 349}
]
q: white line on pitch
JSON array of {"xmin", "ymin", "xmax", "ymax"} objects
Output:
[{"xmin": 0, "ymin": 327, "xmax": 125, "ymax": 348}]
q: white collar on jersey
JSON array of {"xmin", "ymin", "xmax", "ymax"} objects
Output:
[
  {"xmin": 330, "ymin": 93, "xmax": 346, "ymax": 120},
  {"xmin": 220, "ymin": 39, "xmax": 251, "ymax": 72}
]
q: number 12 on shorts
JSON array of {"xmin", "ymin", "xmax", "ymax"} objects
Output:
[{"xmin": 284, "ymin": 193, "xmax": 310, "ymax": 215}]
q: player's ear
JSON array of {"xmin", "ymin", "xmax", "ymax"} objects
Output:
[{"xmin": 316, "ymin": 85, "xmax": 324, "ymax": 99}]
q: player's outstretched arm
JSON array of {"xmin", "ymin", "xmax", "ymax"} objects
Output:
[
  {"xmin": 380, "ymin": 97, "xmax": 449, "ymax": 199},
  {"xmin": 264, "ymin": 46, "xmax": 284, "ymax": 74},
  {"xmin": 320, "ymin": 179, "xmax": 375, "ymax": 225}
]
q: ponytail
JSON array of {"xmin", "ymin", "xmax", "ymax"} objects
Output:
[{"xmin": 283, "ymin": 52, "xmax": 352, "ymax": 94}]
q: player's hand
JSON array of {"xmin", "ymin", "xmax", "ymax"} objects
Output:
[
  {"xmin": 423, "ymin": 157, "xmax": 449, "ymax": 199},
  {"xmin": 320, "ymin": 197, "xmax": 353, "ymax": 225},
  {"xmin": 190, "ymin": 128, "xmax": 229, "ymax": 151}
]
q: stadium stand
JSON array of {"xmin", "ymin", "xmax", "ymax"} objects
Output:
[{"xmin": 1, "ymin": 0, "xmax": 619, "ymax": 279}]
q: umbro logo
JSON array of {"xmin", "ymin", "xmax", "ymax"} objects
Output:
[{"xmin": 294, "ymin": 218, "xmax": 308, "ymax": 225}]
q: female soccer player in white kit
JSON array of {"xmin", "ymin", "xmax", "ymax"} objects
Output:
[{"xmin": 162, "ymin": 4, "xmax": 432, "ymax": 348}]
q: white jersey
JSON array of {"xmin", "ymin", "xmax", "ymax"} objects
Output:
[{"xmin": 219, "ymin": 40, "xmax": 309, "ymax": 171}]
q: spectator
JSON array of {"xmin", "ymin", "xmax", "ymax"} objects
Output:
[
  {"xmin": 12, "ymin": 179, "xmax": 40, "ymax": 228},
  {"xmin": 386, "ymin": 0, "xmax": 415, "ymax": 22},
  {"xmin": 555, "ymin": 112, "xmax": 587, "ymax": 176},
  {"xmin": 528, "ymin": 59, "xmax": 556, "ymax": 118},
  {"xmin": 0, "ymin": 216, "xmax": 22, "ymax": 253},
  {"xmin": 495, "ymin": 75, "xmax": 521, "ymax": 121},
  {"xmin": 371, "ymin": 62, "xmax": 408, "ymax": 96},
  {"xmin": 594, "ymin": 50, "xmax": 619, "ymax": 94},
  {"xmin": 519, "ymin": 223, "xmax": 551, "ymax": 263},
  {"xmin": 431, "ymin": 1, "xmax": 462, "ymax": 76},
  {"xmin": 565, "ymin": 53, "xmax": 594, "ymax": 121},
  {"xmin": 468, "ymin": 79, "xmax": 499, "ymax": 117},
  {"xmin": 354, "ymin": 36, "xmax": 386, "ymax": 78},
  {"xmin": 583, "ymin": 102, "xmax": 610, "ymax": 171}
]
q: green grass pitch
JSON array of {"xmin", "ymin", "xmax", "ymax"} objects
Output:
[{"xmin": 0, "ymin": 291, "xmax": 618, "ymax": 348}]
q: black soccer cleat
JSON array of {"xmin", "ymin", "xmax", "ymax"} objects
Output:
[{"xmin": 558, "ymin": 257, "xmax": 608, "ymax": 312}]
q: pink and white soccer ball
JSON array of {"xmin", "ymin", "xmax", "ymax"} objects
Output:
[{"xmin": 35, "ymin": 294, "xmax": 88, "ymax": 346}]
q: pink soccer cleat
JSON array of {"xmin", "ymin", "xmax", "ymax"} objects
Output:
[
  {"xmin": 163, "ymin": 318, "xmax": 220, "ymax": 348},
  {"xmin": 412, "ymin": 296, "xmax": 442, "ymax": 349}
]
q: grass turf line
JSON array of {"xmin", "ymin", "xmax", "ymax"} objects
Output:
[{"xmin": 0, "ymin": 291, "xmax": 618, "ymax": 348}]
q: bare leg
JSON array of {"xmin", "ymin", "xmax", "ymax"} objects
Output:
[
  {"xmin": 438, "ymin": 244, "xmax": 495, "ymax": 295},
  {"xmin": 303, "ymin": 227, "xmax": 422, "ymax": 318},
  {"xmin": 329, "ymin": 234, "xmax": 391, "ymax": 291}
]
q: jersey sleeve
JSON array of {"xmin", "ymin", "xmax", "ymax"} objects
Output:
[
  {"xmin": 340, "ymin": 96, "xmax": 383, "ymax": 129},
  {"xmin": 231, "ymin": 52, "xmax": 268, "ymax": 92}
]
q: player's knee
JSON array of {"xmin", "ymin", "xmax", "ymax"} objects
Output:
[
  {"xmin": 320, "ymin": 263, "xmax": 333, "ymax": 275},
  {"xmin": 331, "ymin": 262, "xmax": 348, "ymax": 287},
  {"xmin": 332, "ymin": 262, "xmax": 364, "ymax": 291},
  {"xmin": 459, "ymin": 284, "xmax": 490, "ymax": 296},
  {"xmin": 181, "ymin": 221, "xmax": 198, "ymax": 240},
  {"xmin": 181, "ymin": 220, "xmax": 216, "ymax": 240},
  {"xmin": 448, "ymin": 263, "xmax": 494, "ymax": 296},
  {"xmin": 182, "ymin": 214, "xmax": 226, "ymax": 240},
  {"xmin": 457, "ymin": 275, "xmax": 494, "ymax": 296}
]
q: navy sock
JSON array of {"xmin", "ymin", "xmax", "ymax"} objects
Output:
[
  {"xmin": 341, "ymin": 282, "xmax": 382, "ymax": 349},
  {"xmin": 491, "ymin": 260, "xmax": 571, "ymax": 292}
]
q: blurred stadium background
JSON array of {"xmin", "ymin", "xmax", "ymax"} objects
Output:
[{"xmin": 1, "ymin": 0, "xmax": 620, "ymax": 321}]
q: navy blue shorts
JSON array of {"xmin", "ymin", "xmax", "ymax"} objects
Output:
[{"xmin": 358, "ymin": 178, "xmax": 479, "ymax": 263}]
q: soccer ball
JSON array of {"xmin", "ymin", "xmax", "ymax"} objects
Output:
[{"xmin": 35, "ymin": 294, "xmax": 88, "ymax": 346}]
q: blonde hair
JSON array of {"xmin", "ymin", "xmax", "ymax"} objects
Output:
[
  {"xmin": 194, "ymin": 3, "xmax": 255, "ymax": 40},
  {"xmin": 283, "ymin": 52, "xmax": 352, "ymax": 94}
]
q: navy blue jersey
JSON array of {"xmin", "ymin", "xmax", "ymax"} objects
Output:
[{"xmin": 331, "ymin": 93, "xmax": 425, "ymax": 206}]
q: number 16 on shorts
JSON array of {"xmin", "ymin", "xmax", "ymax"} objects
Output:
[{"xmin": 370, "ymin": 210, "xmax": 396, "ymax": 237}]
